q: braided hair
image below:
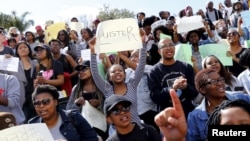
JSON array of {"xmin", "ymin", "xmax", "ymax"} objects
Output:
[{"xmin": 207, "ymin": 99, "xmax": 250, "ymax": 125}]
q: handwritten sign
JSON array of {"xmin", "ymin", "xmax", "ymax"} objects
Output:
[
  {"xmin": 0, "ymin": 56, "xmax": 19, "ymax": 72},
  {"xmin": 199, "ymin": 44, "xmax": 233, "ymax": 66},
  {"xmin": 0, "ymin": 123, "xmax": 54, "ymax": 141},
  {"xmin": 151, "ymin": 20, "xmax": 167, "ymax": 33},
  {"xmin": 81, "ymin": 49, "xmax": 91, "ymax": 61},
  {"xmin": 69, "ymin": 22, "xmax": 84, "ymax": 33},
  {"xmin": 45, "ymin": 22, "xmax": 66, "ymax": 44},
  {"xmin": 95, "ymin": 18, "xmax": 142, "ymax": 53},
  {"xmin": 176, "ymin": 15, "xmax": 204, "ymax": 33},
  {"xmin": 81, "ymin": 101, "xmax": 107, "ymax": 132},
  {"xmin": 240, "ymin": 11, "xmax": 250, "ymax": 28},
  {"xmin": 174, "ymin": 44, "xmax": 193, "ymax": 65}
]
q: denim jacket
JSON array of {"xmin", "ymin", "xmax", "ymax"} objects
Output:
[
  {"xmin": 187, "ymin": 92, "xmax": 250, "ymax": 141},
  {"xmin": 28, "ymin": 109, "xmax": 98, "ymax": 141}
]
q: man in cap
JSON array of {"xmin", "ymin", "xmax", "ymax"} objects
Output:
[
  {"xmin": 104, "ymin": 94, "xmax": 161, "ymax": 141},
  {"xmin": 35, "ymin": 25, "xmax": 45, "ymax": 43}
]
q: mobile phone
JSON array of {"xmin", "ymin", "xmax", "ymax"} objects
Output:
[
  {"xmin": 38, "ymin": 70, "xmax": 44, "ymax": 76},
  {"xmin": 109, "ymin": 54, "xmax": 116, "ymax": 64},
  {"xmin": 82, "ymin": 92, "xmax": 94, "ymax": 100}
]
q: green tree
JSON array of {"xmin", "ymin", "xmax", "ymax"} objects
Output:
[
  {"xmin": 8, "ymin": 11, "xmax": 34, "ymax": 34},
  {"xmin": 0, "ymin": 12, "xmax": 12, "ymax": 28},
  {"xmin": 97, "ymin": 5, "xmax": 135, "ymax": 21}
]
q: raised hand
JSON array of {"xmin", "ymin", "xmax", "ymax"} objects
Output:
[
  {"xmin": 88, "ymin": 37, "xmax": 96, "ymax": 54},
  {"xmin": 154, "ymin": 89, "xmax": 187, "ymax": 141}
]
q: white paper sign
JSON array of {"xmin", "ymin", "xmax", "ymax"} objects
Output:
[
  {"xmin": 0, "ymin": 123, "xmax": 54, "ymax": 141},
  {"xmin": 81, "ymin": 49, "xmax": 91, "ymax": 61},
  {"xmin": 151, "ymin": 20, "xmax": 167, "ymax": 33},
  {"xmin": 81, "ymin": 101, "xmax": 107, "ymax": 132},
  {"xmin": 0, "ymin": 55, "xmax": 19, "ymax": 72},
  {"xmin": 69, "ymin": 22, "xmax": 84, "ymax": 33},
  {"xmin": 95, "ymin": 18, "xmax": 142, "ymax": 53},
  {"xmin": 176, "ymin": 15, "xmax": 204, "ymax": 33}
]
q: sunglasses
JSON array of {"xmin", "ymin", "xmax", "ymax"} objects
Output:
[
  {"xmin": 35, "ymin": 48, "xmax": 45, "ymax": 54},
  {"xmin": 109, "ymin": 105, "xmax": 130, "ymax": 116},
  {"xmin": 78, "ymin": 67, "xmax": 89, "ymax": 72},
  {"xmin": 11, "ymin": 33, "xmax": 18, "ymax": 37},
  {"xmin": 33, "ymin": 98, "xmax": 54, "ymax": 108}
]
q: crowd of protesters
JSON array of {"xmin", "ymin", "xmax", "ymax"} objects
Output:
[{"xmin": 0, "ymin": 0, "xmax": 250, "ymax": 141}]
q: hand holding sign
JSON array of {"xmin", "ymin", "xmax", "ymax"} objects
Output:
[
  {"xmin": 95, "ymin": 18, "xmax": 142, "ymax": 53},
  {"xmin": 154, "ymin": 89, "xmax": 187, "ymax": 141}
]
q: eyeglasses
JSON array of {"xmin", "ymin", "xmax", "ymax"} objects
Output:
[
  {"xmin": 227, "ymin": 32, "xmax": 238, "ymax": 37},
  {"xmin": 159, "ymin": 43, "xmax": 175, "ymax": 49},
  {"xmin": 109, "ymin": 105, "xmax": 130, "ymax": 116},
  {"xmin": 35, "ymin": 48, "xmax": 45, "ymax": 54},
  {"xmin": 205, "ymin": 77, "xmax": 225, "ymax": 86},
  {"xmin": 33, "ymin": 98, "xmax": 54, "ymax": 108}
]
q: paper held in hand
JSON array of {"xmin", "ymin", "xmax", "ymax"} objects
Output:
[
  {"xmin": 95, "ymin": 18, "xmax": 142, "ymax": 53},
  {"xmin": 0, "ymin": 123, "xmax": 54, "ymax": 141},
  {"xmin": 176, "ymin": 15, "xmax": 204, "ymax": 33},
  {"xmin": 81, "ymin": 101, "xmax": 107, "ymax": 132},
  {"xmin": 0, "ymin": 55, "xmax": 19, "ymax": 72}
]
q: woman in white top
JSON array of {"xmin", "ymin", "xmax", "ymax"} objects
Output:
[{"xmin": 202, "ymin": 55, "xmax": 243, "ymax": 92}]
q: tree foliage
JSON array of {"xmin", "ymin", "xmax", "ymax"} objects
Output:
[
  {"xmin": 0, "ymin": 12, "xmax": 12, "ymax": 28},
  {"xmin": 0, "ymin": 11, "xmax": 34, "ymax": 34},
  {"xmin": 97, "ymin": 5, "xmax": 135, "ymax": 21}
]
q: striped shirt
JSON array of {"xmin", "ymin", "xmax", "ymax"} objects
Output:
[{"xmin": 90, "ymin": 46, "xmax": 147, "ymax": 123}]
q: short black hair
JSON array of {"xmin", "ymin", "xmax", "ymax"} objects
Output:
[
  {"xmin": 48, "ymin": 39, "xmax": 61, "ymax": 45},
  {"xmin": 32, "ymin": 85, "xmax": 59, "ymax": 101},
  {"xmin": 137, "ymin": 12, "xmax": 145, "ymax": 18},
  {"xmin": 7, "ymin": 38, "xmax": 16, "ymax": 45},
  {"xmin": 186, "ymin": 30, "xmax": 202, "ymax": 41},
  {"xmin": 71, "ymin": 17, "xmax": 78, "ymax": 22},
  {"xmin": 142, "ymin": 16, "xmax": 155, "ymax": 27}
]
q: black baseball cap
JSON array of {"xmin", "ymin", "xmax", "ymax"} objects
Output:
[
  {"xmin": 103, "ymin": 94, "xmax": 132, "ymax": 116},
  {"xmin": 75, "ymin": 60, "xmax": 90, "ymax": 71}
]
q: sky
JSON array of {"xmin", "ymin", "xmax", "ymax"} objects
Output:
[{"xmin": 0, "ymin": 0, "xmax": 238, "ymax": 32}]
